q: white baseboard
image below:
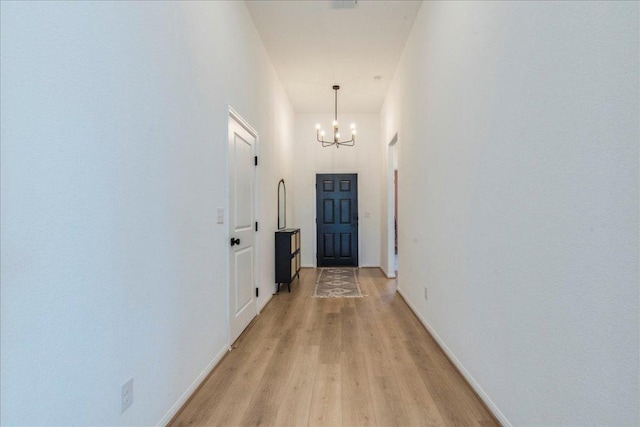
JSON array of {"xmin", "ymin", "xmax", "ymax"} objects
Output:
[
  {"xmin": 379, "ymin": 264, "xmax": 396, "ymax": 278},
  {"xmin": 396, "ymin": 288, "xmax": 511, "ymax": 427},
  {"xmin": 157, "ymin": 344, "xmax": 229, "ymax": 426}
]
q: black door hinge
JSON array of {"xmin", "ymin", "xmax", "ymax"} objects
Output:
[
  {"xmin": 256, "ymin": 287, "xmax": 259, "ymax": 297},
  {"xmin": 255, "ymin": 221, "xmax": 259, "ymax": 232},
  {"xmin": 254, "ymin": 156, "xmax": 258, "ymax": 166}
]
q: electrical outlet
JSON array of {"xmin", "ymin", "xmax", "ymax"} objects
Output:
[
  {"xmin": 424, "ymin": 286, "xmax": 428, "ymax": 300},
  {"xmin": 121, "ymin": 377, "xmax": 134, "ymax": 413}
]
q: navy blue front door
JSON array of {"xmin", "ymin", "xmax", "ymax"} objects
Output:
[{"xmin": 316, "ymin": 174, "xmax": 358, "ymax": 267}]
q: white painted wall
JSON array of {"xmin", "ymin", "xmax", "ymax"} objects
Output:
[
  {"xmin": 293, "ymin": 113, "xmax": 381, "ymax": 268},
  {"xmin": 381, "ymin": 134, "xmax": 398, "ymax": 278},
  {"xmin": 0, "ymin": 1, "xmax": 294, "ymax": 425},
  {"xmin": 380, "ymin": 1, "xmax": 639, "ymax": 425}
]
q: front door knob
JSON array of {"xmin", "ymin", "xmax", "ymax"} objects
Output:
[{"xmin": 230, "ymin": 237, "xmax": 241, "ymax": 247}]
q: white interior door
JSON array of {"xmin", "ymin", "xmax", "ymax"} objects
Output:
[{"xmin": 228, "ymin": 113, "xmax": 256, "ymax": 345}]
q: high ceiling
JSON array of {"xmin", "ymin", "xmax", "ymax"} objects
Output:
[{"xmin": 245, "ymin": 0, "xmax": 423, "ymax": 113}]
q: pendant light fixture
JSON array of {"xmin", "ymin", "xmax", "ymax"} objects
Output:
[{"xmin": 316, "ymin": 85, "xmax": 356, "ymax": 148}]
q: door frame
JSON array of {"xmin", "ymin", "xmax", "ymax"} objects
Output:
[
  {"xmin": 227, "ymin": 106, "xmax": 260, "ymax": 349},
  {"xmin": 385, "ymin": 133, "xmax": 398, "ymax": 278},
  {"xmin": 313, "ymin": 170, "xmax": 360, "ymax": 268}
]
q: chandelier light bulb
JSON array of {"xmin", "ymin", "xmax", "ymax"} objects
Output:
[
  {"xmin": 320, "ymin": 130, "xmax": 325, "ymax": 137},
  {"xmin": 335, "ymin": 132, "xmax": 340, "ymax": 139},
  {"xmin": 316, "ymin": 123, "xmax": 321, "ymax": 130},
  {"xmin": 350, "ymin": 123, "xmax": 356, "ymax": 130},
  {"xmin": 352, "ymin": 129, "xmax": 357, "ymax": 135},
  {"xmin": 332, "ymin": 120, "xmax": 338, "ymax": 127}
]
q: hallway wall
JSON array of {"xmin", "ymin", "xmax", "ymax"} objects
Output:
[
  {"xmin": 380, "ymin": 1, "xmax": 639, "ymax": 425},
  {"xmin": 0, "ymin": 1, "xmax": 294, "ymax": 425},
  {"xmin": 292, "ymin": 113, "xmax": 381, "ymax": 268}
]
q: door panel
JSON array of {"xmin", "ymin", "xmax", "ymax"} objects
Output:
[
  {"xmin": 340, "ymin": 233, "xmax": 351, "ymax": 257},
  {"xmin": 340, "ymin": 199, "xmax": 351, "ymax": 223},
  {"xmin": 234, "ymin": 247, "xmax": 254, "ymax": 313},
  {"xmin": 323, "ymin": 234, "xmax": 335, "ymax": 257},
  {"xmin": 323, "ymin": 200, "xmax": 335, "ymax": 223},
  {"xmin": 316, "ymin": 174, "xmax": 358, "ymax": 267},
  {"xmin": 228, "ymin": 114, "xmax": 256, "ymax": 344},
  {"xmin": 234, "ymin": 137, "xmax": 253, "ymax": 229}
]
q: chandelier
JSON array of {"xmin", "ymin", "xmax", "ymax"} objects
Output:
[{"xmin": 315, "ymin": 85, "xmax": 356, "ymax": 148}]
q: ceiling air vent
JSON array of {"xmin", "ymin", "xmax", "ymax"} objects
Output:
[{"xmin": 331, "ymin": 0, "xmax": 358, "ymax": 9}]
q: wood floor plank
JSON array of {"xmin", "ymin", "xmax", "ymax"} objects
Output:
[
  {"xmin": 341, "ymin": 306, "xmax": 377, "ymax": 426},
  {"xmin": 341, "ymin": 352, "xmax": 377, "ymax": 426},
  {"xmin": 172, "ymin": 350, "xmax": 241, "ymax": 427},
  {"xmin": 169, "ymin": 267, "xmax": 499, "ymax": 427},
  {"xmin": 356, "ymin": 299, "xmax": 394, "ymax": 378},
  {"xmin": 199, "ymin": 339, "xmax": 279, "ymax": 426},
  {"xmin": 238, "ymin": 329, "xmax": 298, "ymax": 426},
  {"xmin": 369, "ymin": 376, "xmax": 411, "ymax": 426},
  {"xmin": 404, "ymin": 338, "xmax": 485, "ymax": 427},
  {"xmin": 308, "ymin": 363, "xmax": 342, "ymax": 426},
  {"xmin": 319, "ymin": 312, "xmax": 341, "ymax": 364},
  {"xmin": 300, "ymin": 291, "xmax": 325, "ymax": 347},
  {"xmin": 370, "ymin": 289, "xmax": 446, "ymax": 426},
  {"xmin": 323, "ymin": 296, "xmax": 342, "ymax": 314},
  {"xmin": 273, "ymin": 345, "xmax": 320, "ymax": 426},
  {"xmin": 404, "ymin": 403, "xmax": 447, "ymax": 427}
]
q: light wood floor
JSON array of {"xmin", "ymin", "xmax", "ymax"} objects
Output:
[{"xmin": 170, "ymin": 268, "xmax": 499, "ymax": 427}]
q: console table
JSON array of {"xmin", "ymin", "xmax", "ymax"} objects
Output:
[{"xmin": 275, "ymin": 228, "xmax": 301, "ymax": 293}]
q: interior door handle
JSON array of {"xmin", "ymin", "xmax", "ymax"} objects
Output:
[{"xmin": 230, "ymin": 237, "xmax": 241, "ymax": 246}]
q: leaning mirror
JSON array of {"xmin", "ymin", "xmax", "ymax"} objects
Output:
[{"xmin": 277, "ymin": 179, "xmax": 286, "ymax": 230}]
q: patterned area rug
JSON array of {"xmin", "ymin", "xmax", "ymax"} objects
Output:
[{"xmin": 313, "ymin": 268, "xmax": 363, "ymax": 298}]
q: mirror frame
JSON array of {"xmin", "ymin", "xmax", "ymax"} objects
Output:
[{"xmin": 277, "ymin": 179, "xmax": 286, "ymax": 230}]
